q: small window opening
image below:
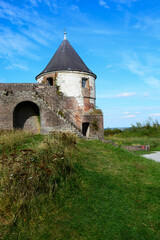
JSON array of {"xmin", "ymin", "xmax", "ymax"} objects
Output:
[
  {"xmin": 82, "ymin": 122, "xmax": 90, "ymax": 136},
  {"xmin": 47, "ymin": 77, "xmax": 53, "ymax": 86},
  {"xmin": 82, "ymin": 78, "xmax": 88, "ymax": 88}
]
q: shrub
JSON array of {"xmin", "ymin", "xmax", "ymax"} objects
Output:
[{"xmin": 104, "ymin": 128, "xmax": 122, "ymax": 136}]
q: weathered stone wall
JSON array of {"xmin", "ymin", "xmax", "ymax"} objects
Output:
[
  {"xmin": 122, "ymin": 145, "xmax": 150, "ymax": 151},
  {"xmin": 83, "ymin": 114, "xmax": 104, "ymax": 139},
  {"xmin": 0, "ymin": 83, "xmax": 103, "ymax": 138},
  {"xmin": 37, "ymin": 70, "xmax": 96, "ymax": 110},
  {"xmin": 0, "ymin": 83, "xmax": 71, "ymax": 134}
]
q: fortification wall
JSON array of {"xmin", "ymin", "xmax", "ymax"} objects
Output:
[
  {"xmin": 0, "ymin": 83, "xmax": 103, "ymax": 138},
  {"xmin": 0, "ymin": 83, "xmax": 68, "ymax": 134}
]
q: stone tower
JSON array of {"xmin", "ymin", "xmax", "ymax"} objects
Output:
[
  {"xmin": 36, "ymin": 33, "xmax": 103, "ymax": 138},
  {"xmin": 0, "ymin": 33, "xmax": 103, "ymax": 138}
]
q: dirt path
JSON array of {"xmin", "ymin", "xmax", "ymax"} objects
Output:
[{"xmin": 143, "ymin": 151, "xmax": 160, "ymax": 162}]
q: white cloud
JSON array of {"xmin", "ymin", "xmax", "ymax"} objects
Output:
[
  {"xmin": 145, "ymin": 76, "xmax": 160, "ymax": 88},
  {"xmin": 71, "ymin": 5, "xmax": 79, "ymax": 11},
  {"xmin": 133, "ymin": 16, "xmax": 160, "ymax": 40},
  {"xmin": 135, "ymin": 112, "xmax": 140, "ymax": 114},
  {"xmin": 97, "ymin": 92, "xmax": 136, "ymax": 98},
  {"xmin": 99, "ymin": 0, "xmax": 110, "ymax": 9},
  {"xmin": 28, "ymin": 0, "xmax": 40, "ymax": 6},
  {"xmin": 106, "ymin": 65, "xmax": 112, "ymax": 69},
  {"xmin": 143, "ymin": 92, "xmax": 149, "ymax": 97},
  {"xmin": 0, "ymin": 78, "xmax": 6, "ymax": 83},
  {"xmin": 123, "ymin": 111, "xmax": 130, "ymax": 114},
  {"xmin": 126, "ymin": 60, "xmax": 145, "ymax": 76},
  {"xmin": 28, "ymin": 0, "xmax": 57, "ymax": 10},
  {"xmin": 21, "ymin": 26, "xmax": 51, "ymax": 46},
  {"xmin": 122, "ymin": 115, "xmax": 136, "ymax": 118},
  {"xmin": 0, "ymin": 0, "xmax": 58, "ymax": 69},
  {"xmin": 111, "ymin": 0, "xmax": 138, "ymax": 3},
  {"xmin": 0, "ymin": 27, "xmax": 37, "ymax": 58},
  {"xmin": 124, "ymin": 53, "xmax": 160, "ymax": 88},
  {"xmin": 149, "ymin": 113, "xmax": 160, "ymax": 117},
  {"xmin": 117, "ymin": 92, "xmax": 136, "ymax": 97},
  {"xmin": 5, "ymin": 64, "xmax": 28, "ymax": 71}
]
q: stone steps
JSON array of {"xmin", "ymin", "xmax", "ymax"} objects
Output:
[{"xmin": 34, "ymin": 88, "xmax": 83, "ymax": 137}]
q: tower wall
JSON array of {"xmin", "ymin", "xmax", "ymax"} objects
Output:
[{"xmin": 37, "ymin": 71, "xmax": 96, "ymax": 112}]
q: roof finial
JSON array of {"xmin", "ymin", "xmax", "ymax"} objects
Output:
[{"xmin": 64, "ymin": 28, "xmax": 67, "ymax": 40}]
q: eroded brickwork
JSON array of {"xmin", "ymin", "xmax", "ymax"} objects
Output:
[
  {"xmin": 0, "ymin": 82, "xmax": 104, "ymax": 138},
  {"xmin": 0, "ymin": 83, "xmax": 73, "ymax": 134}
]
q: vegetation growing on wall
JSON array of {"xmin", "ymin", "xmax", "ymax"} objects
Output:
[
  {"xmin": 91, "ymin": 119, "xmax": 99, "ymax": 131},
  {"xmin": 58, "ymin": 110, "xmax": 64, "ymax": 117},
  {"xmin": 89, "ymin": 108, "xmax": 102, "ymax": 115},
  {"xmin": 56, "ymin": 85, "xmax": 63, "ymax": 96}
]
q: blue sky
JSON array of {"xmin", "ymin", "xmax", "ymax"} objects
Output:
[{"xmin": 0, "ymin": 0, "xmax": 160, "ymax": 128}]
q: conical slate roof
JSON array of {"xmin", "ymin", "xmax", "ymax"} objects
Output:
[{"xmin": 36, "ymin": 39, "xmax": 96, "ymax": 79}]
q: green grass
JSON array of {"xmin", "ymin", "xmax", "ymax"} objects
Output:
[
  {"xmin": 1, "ymin": 132, "xmax": 160, "ymax": 239},
  {"xmin": 104, "ymin": 120, "xmax": 160, "ymax": 152},
  {"xmin": 105, "ymin": 136, "xmax": 160, "ymax": 151}
]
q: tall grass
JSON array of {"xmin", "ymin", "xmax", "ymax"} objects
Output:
[
  {"xmin": 104, "ymin": 118, "xmax": 160, "ymax": 138},
  {"xmin": 128, "ymin": 118, "xmax": 160, "ymax": 137},
  {"xmin": 104, "ymin": 119, "xmax": 160, "ymax": 151},
  {"xmin": 0, "ymin": 130, "xmax": 32, "ymax": 153},
  {"xmin": 0, "ymin": 131, "xmax": 77, "ymax": 237}
]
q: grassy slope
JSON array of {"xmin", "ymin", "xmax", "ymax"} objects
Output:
[
  {"xmin": 2, "ymin": 135, "xmax": 160, "ymax": 239},
  {"xmin": 48, "ymin": 140, "xmax": 160, "ymax": 240}
]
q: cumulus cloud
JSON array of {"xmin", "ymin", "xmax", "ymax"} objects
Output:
[
  {"xmin": 122, "ymin": 115, "xmax": 136, "ymax": 118},
  {"xmin": 117, "ymin": 92, "xmax": 136, "ymax": 97},
  {"xmin": 99, "ymin": 0, "xmax": 110, "ymax": 9}
]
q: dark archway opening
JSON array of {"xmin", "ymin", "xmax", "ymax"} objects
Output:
[
  {"xmin": 82, "ymin": 122, "xmax": 90, "ymax": 136},
  {"xmin": 47, "ymin": 77, "xmax": 53, "ymax": 86},
  {"xmin": 13, "ymin": 101, "xmax": 40, "ymax": 133}
]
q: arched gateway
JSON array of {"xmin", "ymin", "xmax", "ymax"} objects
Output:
[{"xmin": 13, "ymin": 101, "xmax": 40, "ymax": 133}]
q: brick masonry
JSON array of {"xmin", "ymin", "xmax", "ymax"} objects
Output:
[{"xmin": 0, "ymin": 83, "xmax": 104, "ymax": 138}]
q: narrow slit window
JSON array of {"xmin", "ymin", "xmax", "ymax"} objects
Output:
[{"xmin": 82, "ymin": 78, "xmax": 88, "ymax": 88}]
